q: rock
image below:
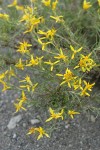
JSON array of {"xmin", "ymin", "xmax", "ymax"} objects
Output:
[
  {"xmin": 12, "ymin": 133, "xmax": 17, "ymax": 139},
  {"xmin": 65, "ymin": 124, "xmax": 70, "ymax": 129},
  {"xmin": 90, "ymin": 115, "xmax": 96, "ymax": 123},
  {"xmin": 3, "ymin": 131, "xmax": 7, "ymax": 135},
  {"xmin": 23, "ymin": 123, "xmax": 26, "ymax": 128},
  {"xmin": 7, "ymin": 115, "xmax": 22, "ymax": 129},
  {"xmin": 36, "ymin": 144, "xmax": 39, "ymax": 147},
  {"xmin": 68, "ymin": 144, "xmax": 72, "ymax": 147},
  {"xmin": 30, "ymin": 119, "xmax": 40, "ymax": 125}
]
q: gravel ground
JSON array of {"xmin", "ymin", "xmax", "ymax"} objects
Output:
[{"xmin": 0, "ymin": 87, "xmax": 100, "ymax": 150}]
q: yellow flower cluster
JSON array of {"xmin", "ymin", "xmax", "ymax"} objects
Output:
[
  {"xmin": 74, "ymin": 53, "xmax": 96, "ymax": 72},
  {"xmin": 19, "ymin": 6, "xmax": 44, "ymax": 33},
  {"xmin": 38, "ymin": 28, "xmax": 56, "ymax": 41},
  {"xmin": 19, "ymin": 75, "xmax": 38, "ymax": 92},
  {"xmin": 27, "ymin": 108, "xmax": 80, "ymax": 139},
  {"xmin": 0, "ymin": 0, "xmax": 98, "ymax": 141},
  {"xmin": 17, "ymin": 41, "xmax": 32, "ymax": 54},
  {"xmin": 56, "ymin": 68, "xmax": 77, "ymax": 88},
  {"xmin": 27, "ymin": 126, "xmax": 50, "ymax": 140},
  {"xmin": 0, "ymin": 68, "xmax": 16, "ymax": 92}
]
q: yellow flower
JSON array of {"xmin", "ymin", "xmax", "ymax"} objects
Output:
[
  {"xmin": 54, "ymin": 48, "xmax": 67, "ymax": 62},
  {"xmin": 16, "ymin": 5, "xmax": 24, "ymax": 11},
  {"xmin": 38, "ymin": 30, "xmax": 46, "ymax": 35},
  {"xmin": 24, "ymin": 17, "xmax": 41, "ymax": 34},
  {"xmin": 21, "ymin": 91, "xmax": 27, "ymax": 101},
  {"xmin": 14, "ymin": 101, "xmax": 26, "ymax": 113},
  {"xmin": 42, "ymin": 0, "xmax": 51, "ymax": 7},
  {"xmin": 38, "ymin": 28, "xmax": 56, "ymax": 40},
  {"xmin": 72, "ymin": 78, "xmax": 83, "ymax": 90},
  {"xmin": 52, "ymin": 0, "xmax": 58, "ymax": 10},
  {"xmin": 7, "ymin": 67, "xmax": 16, "ymax": 80},
  {"xmin": 19, "ymin": 75, "xmax": 32, "ymax": 85},
  {"xmin": 0, "ymin": 71, "xmax": 8, "ymax": 80},
  {"xmin": 8, "ymin": 0, "xmax": 17, "ymax": 7},
  {"xmin": 14, "ymin": 91, "xmax": 27, "ymax": 112},
  {"xmin": 27, "ymin": 127, "xmax": 36, "ymax": 135},
  {"xmin": 20, "ymin": 83, "xmax": 38, "ymax": 92},
  {"xmin": 56, "ymin": 68, "xmax": 77, "ymax": 88},
  {"xmin": 26, "ymin": 55, "xmax": 39, "ymax": 67},
  {"xmin": 27, "ymin": 127, "xmax": 50, "ymax": 140},
  {"xmin": 47, "ymin": 28, "xmax": 57, "ymax": 40},
  {"xmin": 17, "ymin": 41, "xmax": 32, "ymax": 54},
  {"xmin": 70, "ymin": 45, "xmax": 82, "ymax": 59},
  {"xmin": 44, "ymin": 60, "xmax": 59, "ymax": 71},
  {"xmin": 35, "ymin": 127, "xmax": 50, "ymax": 140},
  {"xmin": 74, "ymin": 53, "xmax": 96, "ymax": 72},
  {"xmin": 50, "ymin": 15, "xmax": 64, "ymax": 23},
  {"xmin": 36, "ymin": 56, "xmax": 44, "ymax": 65},
  {"xmin": 19, "ymin": 14, "xmax": 30, "ymax": 23},
  {"xmin": 20, "ymin": 84, "xmax": 31, "ymax": 92},
  {"xmin": 46, "ymin": 107, "xmax": 64, "ymax": 122},
  {"xmin": 19, "ymin": 7, "xmax": 42, "ymax": 33},
  {"xmin": 0, "ymin": 80, "xmax": 10, "ymax": 92},
  {"xmin": 31, "ymin": 83, "xmax": 38, "ymax": 92},
  {"xmin": 80, "ymin": 80, "xmax": 95, "ymax": 96},
  {"xmin": 68, "ymin": 110, "xmax": 80, "ymax": 119},
  {"xmin": 38, "ymin": 38, "xmax": 51, "ymax": 50},
  {"xmin": 0, "ymin": 13, "xmax": 9, "ymax": 21},
  {"xmin": 17, "ymin": 91, "xmax": 27, "ymax": 103},
  {"xmin": 98, "ymin": 0, "xmax": 100, "ymax": 6},
  {"xmin": 24, "ymin": 6, "xmax": 33, "ymax": 14},
  {"xmin": 83, "ymin": 0, "xmax": 92, "ymax": 10},
  {"xmin": 15, "ymin": 58, "xmax": 24, "ymax": 70}
]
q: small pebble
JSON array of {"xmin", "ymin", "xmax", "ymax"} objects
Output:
[
  {"xmin": 91, "ymin": 115, "xmax": 96, "ymax": 123},
  {"xmin": 23, "ymin": 123, "xmax": 26, "ymax": 128},
  {"xmin": 13, "ymin": 133, "xmax": 17, "ymax": 139},
  {"xmin": 68, "ymin": 144, "xmax": 72, "ymax": 147},
  {"xmin": 65, "ymin": 124, "xmax": 70, "ymax": 129},
  {"xmin": 30, "ymin": 119, "xmax": 40, "ymax": 125}
]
